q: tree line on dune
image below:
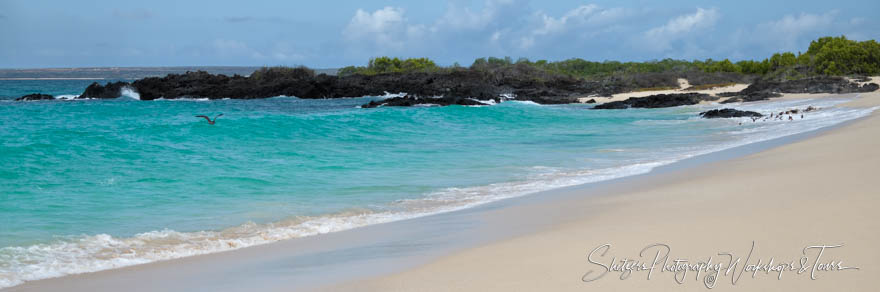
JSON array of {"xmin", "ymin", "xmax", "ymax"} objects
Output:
[{"xmin": 339, "ymin": 36, "xmax": 880, "ymax": 80}]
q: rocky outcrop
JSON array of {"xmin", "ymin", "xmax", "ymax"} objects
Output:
[
  {"xmin": 125, "ymin": 68, "xmax": 593, "ymax": 104},
  {"xmin": 699, "ymin": 108, "xmax": 763, "ymax": 119},
  {"xmin": 15, "ymin": 93, "xmax": 54, "ymax": 101},
  {"xmin": 716, "ymin": 76, "xmax": 878, "ymax": 104},
  {"xmin": 584, "ymin": 98, "xmax": 596, "ymax": 104},
  {"xmin": 72, "ymin": 65, "xmax": 756, "ymax": 104},
  {"xmin": 361, "ymin": 96, "xmax": 489, "ymax": 108},
  {"xmin": 853, "ymin": 76, "xmax": 871, "ymax": 83},
  {"xmin": 592, "ymin": 93, "xmax": 719, "ymax": 109},
  {"xmin": 719, "ymin": 92, "xmax": 783, "ymax": 104},
  {"xmin": 72, "ymin": 67, "xmax": 877, "ymax": 106},
  {"xmin": 79, "ymin": 81, "xmax": 130, "ymax": 99},
  {"xmin": 739, "ymin": 76, "xmax": 878, "ymax": 95}
]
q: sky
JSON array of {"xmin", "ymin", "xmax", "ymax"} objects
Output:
[{"xmin": 1, "ymin": 0, "xmax": 878, "ymax": 68}]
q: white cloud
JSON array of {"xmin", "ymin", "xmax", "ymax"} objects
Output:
[
  {"xmin": 340, "ymin": 1, "xmax": 632, "ymax": 55},
  {"xmin": 519, "ymin": 5, "xmax": 631, "ymax": 49},
  {"xmin": 343, "ymin": 7, "xmax": 409, "ymax": 48},
  {"xmin": 728, "ymin": 11, "xmax": 839, "ymax": 55},
  {"xmin": 755, "ymin": 11, "xmax": 836, "ymax": 50},
  {"xmin": 490, "ymin": 31, "xmax": 502, "ymax": 43},
  {"xmin": 762, "ymin": 11, "xmax": 835, "ymax": 36},
  {"xmin": 645, "ymin": 8, "xmax": 719, "ymax": 41},
  {"xmin": 533, "ymin": 5, "xmax": 598, "ymax": 36},
  {"xmin": 637, "ymin": 8, "xmax": 719, "ymax": 53},
  {"xmin": 433, "ymin": 0, "xmax": 516, "ymax": 32}
]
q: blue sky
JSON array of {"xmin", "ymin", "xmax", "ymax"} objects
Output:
[{"xmin": 1, "ymin": 0, "xmax": 878, "ymax": 68}]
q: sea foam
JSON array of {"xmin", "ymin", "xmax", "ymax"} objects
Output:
[{"xmin": 120, "ymin": 86, "xmax": 141, "ymax": 100}]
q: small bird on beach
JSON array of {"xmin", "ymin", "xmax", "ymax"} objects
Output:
[{"xmin": 196, "ymin": 114, "xmax": 223, "ymax": 125}]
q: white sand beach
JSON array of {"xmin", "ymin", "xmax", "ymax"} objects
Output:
[
  {"xmin": 578, "ymin": 78, "xmax": 751, "ymax": 104},
  {"xmin": 328, "ymin": 88, "xmax": 880, "ymax": 291}
]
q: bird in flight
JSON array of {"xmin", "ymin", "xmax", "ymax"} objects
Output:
[{"xmin": 195, "ymin": 114, "xmax": 223, "ymax": 125}]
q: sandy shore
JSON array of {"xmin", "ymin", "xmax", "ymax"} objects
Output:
[
  {"xmin": 328, "ymin": 90, "xmax": 880, "ymax": 291},
  {"xmin": 578, "ymin": 78, "xmax": 750, "ymax": 104}
]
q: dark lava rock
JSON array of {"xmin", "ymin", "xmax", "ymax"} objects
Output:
[
  {"xmin": 79, "ymin": 81, "xmax": 130, "ymax": 99},
  {"xmin": 584, "ymin": 98, "xmax": 596, "ymax": 104},
  {"xmin": 84, "ymin": 63, "xmax": 756, "ymax": 104},
  {"xmin": 361, "ymin": 96, "xmax": 488, "ymax": 108},
  {"xmin": 15, "ymin": 93, "xmax": 54, "ymax": 101},
  {"xmin": 720, "ymin": 92, "xmax": 783, "ymax": 104},
  {"xmin": 71, "ymin": 62, "xmax": 760, "ymax": 105},
  {"xmin": 592, "ymin": 93, "xmax": 718, "ymax": 109},
  {"xmin": 592, "ymin": 101, "xmax": 629, "ymax": 109},
  {"xmin": 739, "ymin": 76, "xmax": 878, "ymax": 95},
  {"xmin": 123, "ymin": 66, "xmax": 602, "ymax": 104},
  {"xmin": 717, "ymin": 76, "xmax": 878, "ymax": 104},
  {"xmin": 699, "ymin": 108, "xmax": 763, "ymax": 119}
]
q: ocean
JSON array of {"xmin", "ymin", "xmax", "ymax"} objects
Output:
[{"xmin": 0, "ymin": 80, "xmax": 874, "ymax": 288}]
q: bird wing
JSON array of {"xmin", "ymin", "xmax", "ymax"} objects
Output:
[
  {"xmin": 214, "ymin": 114, "xmax": 224, "ymax": 120},
  {"xmin": 195, "ymin": 115, "xmax": 211, "ymax": 121}
]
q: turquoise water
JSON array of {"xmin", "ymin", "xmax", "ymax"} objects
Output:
[{"xmin": 0, "ymin": 80, "xmax": 874, "ymax": 288}]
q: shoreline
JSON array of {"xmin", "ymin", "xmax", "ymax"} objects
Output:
[
  {"xmin": 327, "ymin": 91, "xmax": 880, "ymax": 291},
  {"xmin": 6, "ymin": 92, "xmax": 876, "ymax": 291}
]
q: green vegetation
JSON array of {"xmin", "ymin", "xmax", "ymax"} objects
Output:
[
  {"xmin": 335, "ymin": 36, "xmax": 879, "ymax": 80},
  {"xmin": 338, "ymin": 57, "xmax": 439, "ymax": 76},
  {"xmin": 690, "ymin": 36, "xmax": 880, "ymax": 78},
  {"xmin": 472, "ymin": 57, "xmax": 700, "ymax": 77},
  {"xmin": 807, "ymin": 36, "xmax": 880, "ymax": 75}
]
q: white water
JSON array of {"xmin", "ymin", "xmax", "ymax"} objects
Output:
[{"xmin": 120, "ymin": 87, "xmax": 141, "ymax": 100}]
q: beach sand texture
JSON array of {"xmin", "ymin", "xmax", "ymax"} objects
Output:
[{"xmin": 328, "ymin": 89, "xmax": 880, "ymax": 291}]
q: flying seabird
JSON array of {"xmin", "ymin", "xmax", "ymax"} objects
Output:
[{"xmin": 195, "ymin": 114, "xmax": 223, "ymax": 125}]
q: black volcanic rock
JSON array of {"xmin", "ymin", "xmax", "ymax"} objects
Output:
[
  {"xmin": 80, "ymin": 66, "xmax": 858, "ymax": 106},
  {"xmin": 720, "ymin": 92, "xmax": 783, "ymax": 104},
  {"xmin": 122, "ymin": 67, "xmax": 602, "ymax": 104},
  {"xmin": 132, "ymin": 71, "xmax": 263, "ymax": 100},
  {"xmin": 584, "ymin": 98, "xmax": 596, "ymax": 104},
  {"xmin": 853, "ymin": 76, "xmax": 871, "ymax": 83},
  {"xmin": 740, "ymin": 76, "xmax": 878, "ymax": 95},
  {"xmin": 592, "ymin": 93, "xmax": 718, "ymax": 109},
  {"xmin": 361, "ymin": 96, "xmax": 488, "ymax": 108},
  {"xmin": 592, "ymin": 101, "xmax": 629, "ymax": 109},
  {"xmin": 79, "ymin": 81, "xmax": 130, "ymax": 99},
  {"xmin": 716, "ymin": 76, "xmax": 878, "ymax": 104},
  {"xmin": 15, "ymin": 93, "xmax": 54, "ymax": 101},
  {"xmin": 699, "ymin": 108, "xmax": 763, "ymax": 119}
]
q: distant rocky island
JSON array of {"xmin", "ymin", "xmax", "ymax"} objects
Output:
[
  {"xmin": 15, "ymin": 65, "xmax": 879, "ymax": 109},
  {"xmin": 62, "ymin": 68, "xmax": 877, "ymax": 109},
  {"xmin": 0, "ymin": 66, "xmax": 338, "ymax": 80},
  {"xmin": 12, "ymin": 36, "xmax": 880, "ymax": 109}
]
